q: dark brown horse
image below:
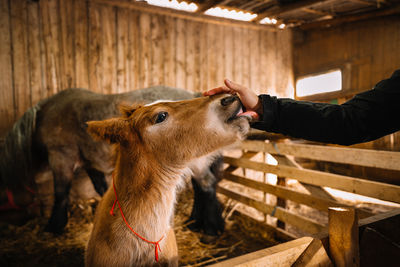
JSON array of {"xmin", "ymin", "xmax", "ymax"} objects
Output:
[{"xmin": 0, "ymin": 86, "xmax": 225, "ymax": 235}]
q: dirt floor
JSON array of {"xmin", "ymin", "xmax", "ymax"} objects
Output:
[{"xmin": 0, "ymin": 187, "xmax": 282, "ymax": 267}]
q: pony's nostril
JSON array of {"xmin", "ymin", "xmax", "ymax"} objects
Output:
[{"xmin": 221, "ymin": 96, "xmax": 237, "ymax": 106}]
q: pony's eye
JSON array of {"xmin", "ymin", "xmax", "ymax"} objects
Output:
[{"xmin": 155, "ymin": 112, "xmax": 168, "ymax": 124}]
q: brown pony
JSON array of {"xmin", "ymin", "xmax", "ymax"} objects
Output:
[{"xmin": 85, "ymin": 94, "xmax": 249, "ymax": 266}]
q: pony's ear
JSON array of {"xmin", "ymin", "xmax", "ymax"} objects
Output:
[
  {"xmin": 86, "ymin": 118, "xmax": 128, "ymax": 144},
  {"xmin": 119, "ymin": 104, "xmax": 142, "ymax": 118}
]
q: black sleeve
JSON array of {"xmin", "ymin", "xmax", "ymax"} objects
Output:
[{"xmin": 252, "ymin": 70, "xmax": 400, "ymax": 145}]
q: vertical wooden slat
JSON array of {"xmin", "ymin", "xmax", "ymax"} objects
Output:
[
  {"xmin": 175, "ymin": 17, "xmax": 186, "ymax": 89},
  {"xmin": 207, "ymin": 24, "xmax": 217, "ymax": 88},
  {"xmin": 74, "ymin": 0, "xmax": 89, "ymax": 89},
  {"xmin": 88, "ymin": 3, "xmax": 102, "ymax": 93},
  {"xmin": 192, "ymin": 21, "xmax": 201, "ymax": 92},
  {"xmin": 242, "ymin": 27, "xmax": 250, "ymax": 88},
  {"xmin": 150, "ymin": 14, "xmax": 165, "ymax": 87},
  {"xmin": 27, "ymin": 0, "xmax": 44, "ymax": 105},
  {"xmin": 138, "ymin": 12, "xmax": 151, "ymax": 89},
  {"xmin": 116, "ymin": 7, "xmax": 129, "ymax": 93},
  {"xmin": 214, "ymin": 24, "xmax": 224, "ymax": 88},
  {"xmin": 223, "ymin": 26, "xmax": 233, "ymax": 82},
  {"xmin": 199, "ymin": 21, "xmax": 208, "ymax": 91},
  {"xmin": 59, "ymin": 0, "xmax": 75, "ymax": 89},
  {"xmin": 185, "ymin": 19, "xmax": 195, "ymax": 92},
  {"xmin": 100, "ymin": 5, "xmax": 117, "ymax": 94},
  {"xmin": 233, "ymin": 26, "xmax": 243, "ymax": 84},
  {"xmin": 128, "ymin": 10, "xmax": 139, "ymax": 90},
  {"xmin": 40, "ymin": 0, "xmax": 61, "ymax": 97},
  {"xmin": 10, "ymin": 0, "xmax": 30, "ymax": 118},
  {"xmin": 249, "ymin": 29, "xmax": 260, "ymax": 93},
  {"xmin": 164, "ymin": 16, "xmax": 176, "ymax": 88},
  {"xmin": 0, "ymin": 0, "xmax": 14, "ymax": 135}
]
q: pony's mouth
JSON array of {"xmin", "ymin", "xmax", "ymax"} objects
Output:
[{"xmin": 227, "ymin": 103, "xmax": 253, "ymax": 122}]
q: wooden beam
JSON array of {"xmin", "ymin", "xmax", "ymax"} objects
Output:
[
  {"xmin": 272, "ymin": 154, "xmax": 337, "ymax": 204},
  {"xmin": 240, "ymin": 140, "xmax": 400, "ymax": 172},
  {"xmin": 292, "ymin": 238, "xmax": 333, "ymax": 267},
  {"xmin": 224, "ymin": 156, "xmax": 400, "ymax": 203},
  {"xmin": 254, "ymin": 0, "xmax": 329, "ymax": 22},
  {"xmin": 348, "ymin": 0, "xmax": 378, "ymax": 7},
  {"xmin": 222, "ymin": 172, "xmax": 373, "ymax": 218},
  {"xmin": 197, "ymin": 0, "xmax": 222, "ymax": 13},
  {"xmin": 328, "ymin": 207, "xmax": 360, "ymax": 267},
  {"xmin": 299, "ymin": 5, "xmax": 400, "ymax": 30},
  {"xmin": 209, "ymin": 236, "xmax": 314, "ymax": 267},
  {"xmin": 90, "ymin": 0, "xmax": 276, "ymax": 31},
  {"xmin": 217, "ymin": 186, "xmax": 327, "ymax": 234},
  {"xmin": 302, "ymin": 7, "xmax": 333, "ymax": 17}
]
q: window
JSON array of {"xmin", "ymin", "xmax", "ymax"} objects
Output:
[{"xmin": 296, "ymin": 69, "xmax": 342, "ymax": 97}]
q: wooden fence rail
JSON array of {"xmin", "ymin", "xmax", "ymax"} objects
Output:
[{"xmin": 218, "ymin": 140, "xmax": 400, "ymax": 236}]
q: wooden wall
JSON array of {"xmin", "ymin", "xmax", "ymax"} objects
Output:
[
  {"xmin": 293, "ymin": 16, "xmax": 400, "ymax": 151},
  {"xmin": 293, "ymin": 16, "xmax": 400, "ymax": 98},
  {"xmin": 0, "ymin": 0, "xmax": 293, "ymax": 136}
]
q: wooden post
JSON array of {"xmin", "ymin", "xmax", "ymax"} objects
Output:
[
  {"xmin": 328, "ymin": 207, "xmax": 360, "ymax": 267},
  {"xmin": 276, "ymin": 176, "xmax": 286, "ymax": 229}
]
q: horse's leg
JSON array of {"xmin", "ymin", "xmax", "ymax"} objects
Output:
[
  {"xmin": 85, "ymin": 167, "xmax": 108, "ymax": 196},
  {"xmin": 44, "ymin": 150, "xmax": 76, "ymax": 234},
  {"xmin": 189, "ymin": 156, "xmax": 224, "ymax": 236}
]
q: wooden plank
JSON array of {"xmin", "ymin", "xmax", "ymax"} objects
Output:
[
  {"xmin": 88, "ymin": 3, "xmax": 102, "ymax": 93},
  {"xmin": 163, "ymin": 15, "xmax": 176, "ymax": 88},
  {"xmin": 40, "ymin": 0, "xmax": 61, "ymax": 96},
  {"xmin": 254, "ymin": 0, "xmax": 328, "ymax": 22},
  {"xmin": 199, "ymin": 21, "xmax": 208, "ymax": 91},
  {"xmin": 128, "ymin": 9, "xmax": 140, "ymax": 90},
  {"xmin": 249, "ymin": 29, "xmax": 260, "ymax": 93},
  {"xmin": 185, "ymin": 19, "xmax": 195, "ymax": 91},
  {"xmin": 272, "ymin": 154, "xmax": 336, "ymax": 202},
  {"xmin": 192, "ymin": 21, "xmax": 201, "ymax": 92},
  {"xmin": 59, "ymin": 0, "xmax": 75, "ymax": 89},
  {"xmin": 74, "ymin": 0, "xmax": 89, "ymax": 89},
  {"xmin": 27, "ymin": 0, "xmax": 44, "ymax": 105},
  {"xmin": 223, "ymin": 25, "xmax": 233, "ymax": 82},
  {"xmin": 150, "ymin": 14, "xmax": 164, "ymax": 87},
  {"xmin": 222, "ymin": 172, "xmax": 373, "ymax": 219},
  {"xmin": 292, "ymin": 238, "xmax": 333, "ymax": 267},
  {"xmin": 175, "ymin": 17, "xmax": 185, "ymax": 89},
  {"xmin": 207, "ymin": 23, "xmax": 217, "ymax": 88},
  {"xmin": 217, "ymin": 186, "xmax": 326, "ymax": 234},
  {"xmin": 0, "ymin": 0, "xmax": 15, "ymax": 135},
  {"xmin": 232, "ymin": 26, "xmax": 242, "ymax": 84},
  {"xmin": 116, "ymin": 7, "xmax": 129, "ymax": 93},
  {"xmin": 10, "ymin": 0, "xmax": 31, "ymax": 118},
  {"xmin": 209, "ymin": 236, "xmax": 313, "ymax": 267},
  {"xmin": 328, "ymin": 207, "xmax": 360, "ymax": 267},
  {"xmin": 197, "ymin": 0, "xmax": 222, "ymax": 13},
  {"xmin": 241, "ymin": 140, "xmax": 400, "ymax": 172},
  {"xmin": 100, "ymin": 5, "xmax": 116, "ymax": 94},
  {"xmin": 300, "ymin": 5, "xmax": 400, "ymax": 30},
  {"xmin": 224, "ymin": 156, "xmax": 400, "ymax": 203}
]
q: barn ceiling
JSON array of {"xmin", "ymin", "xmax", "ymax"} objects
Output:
[{"xmin": 158, "ymin": 0, "xmax": 400, "ymax": 28}]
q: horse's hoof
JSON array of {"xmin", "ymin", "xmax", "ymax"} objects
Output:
[{"xmin": 200, "ymin": 234, "xmax": 219, "ymax": 244}]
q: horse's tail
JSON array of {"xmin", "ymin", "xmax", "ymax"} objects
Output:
[{"xmin": 0, "ymin": 102, "xmax": 43, "ymax": 189}]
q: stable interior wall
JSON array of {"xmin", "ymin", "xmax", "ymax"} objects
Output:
[
  {"xmin": 293, "ymin": 16, "xmax": 400, "ymax": 151},
  {"xmin": 0, "ymin": 0, "xmax": 293, "ymax": 136}
]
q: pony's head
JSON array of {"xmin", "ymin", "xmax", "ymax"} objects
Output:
[{"xmin": 86, "ymin": 95, "xmax": 249, "ymax": 166}]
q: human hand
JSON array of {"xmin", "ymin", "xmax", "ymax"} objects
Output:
[{"xmin": 203, "ymin": 79, "xmax": 262, "ymax": 120}]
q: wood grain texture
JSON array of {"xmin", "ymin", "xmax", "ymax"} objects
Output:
[
  {"xmin": 0, "ymin": 0, "xmax": 291, "ymax": 136},
  {"xmin": 0, "ymin": 0, "xmax": 15, "ymax": 133}
]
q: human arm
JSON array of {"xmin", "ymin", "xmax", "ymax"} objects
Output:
[
  {"xmin": 204, "ymin": 70, "xmax": 400, "ymax": 145},
  {"xmin": 254, "ymin": 70, "xmax": 400, "ymax": 145}
]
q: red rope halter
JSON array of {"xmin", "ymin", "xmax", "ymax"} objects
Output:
[{"xmin": 110, "ymin": 174, "xmax": 164, "ymax": 262}]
